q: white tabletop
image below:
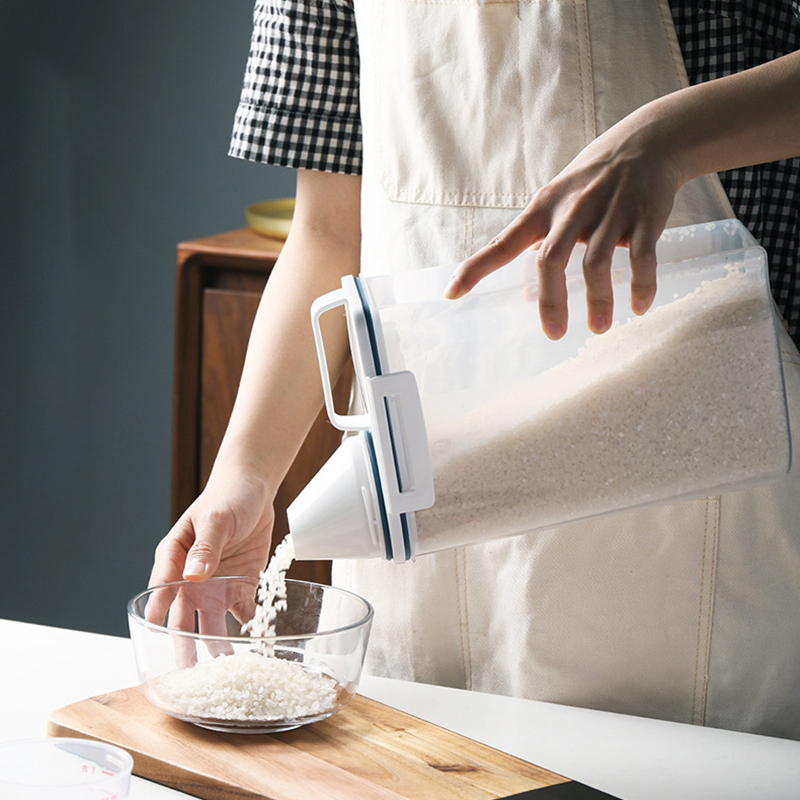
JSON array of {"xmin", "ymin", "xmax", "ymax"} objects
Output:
[{"xmin": 1, "ymin": 618, "xmax": 799, "ymax": 800}]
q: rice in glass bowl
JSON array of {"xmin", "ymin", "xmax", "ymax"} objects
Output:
[{"xmin": 127, "ymin": 576, "xmax": 373, "ymax": 733}]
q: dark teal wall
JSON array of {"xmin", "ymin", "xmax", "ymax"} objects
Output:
[{"xmin": 0, "ymin": 1, "xmax": 296, "ymax": 636}]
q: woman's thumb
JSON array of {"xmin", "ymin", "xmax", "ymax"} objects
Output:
[
  {"xmin": 183, "ymin": 545, "xmax": 215, "ymax": 580},
  {"xmin": 182, "ymin": 510, "xmax": 233, "ymax": 580}
]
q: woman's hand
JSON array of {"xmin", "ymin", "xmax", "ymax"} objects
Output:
[
  {"xmin": 445, "ymin": 109, "xmax": 680, "ymax": 339},
  {"xmin": 145, "ymin": 465, "xmax": 274, "ymax": 628},
  {"xmin": 446, "ymin": 49, "xmax": 800, "ymax": 339},
  {"xmin": 150, "ymin": 468, "xmax": 274, "ymax": 587}
]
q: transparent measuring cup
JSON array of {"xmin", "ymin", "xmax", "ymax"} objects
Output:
[{"xmin": 0, "ymin": 738, "xmax": 133, "ymax": 799}]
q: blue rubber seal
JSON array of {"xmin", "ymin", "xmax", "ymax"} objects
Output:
[
  {"xmin": 363, "ymin": 431, "xmax": 393, "ymax": 562},
  {"xmin": 354, "ymin": 276, "xmax": 413, "ymax": 563}
]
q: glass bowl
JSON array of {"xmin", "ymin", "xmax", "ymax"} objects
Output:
[{"xmin": 127, "ymin": 577, "xmax": 373, "ymax": 733}]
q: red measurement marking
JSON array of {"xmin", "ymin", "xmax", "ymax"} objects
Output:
[{"xmin": 102, "ymin": 769, "xmax": 114, "ymax": 776}]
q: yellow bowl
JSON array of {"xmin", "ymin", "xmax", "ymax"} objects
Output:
[{"xmin": 245, "ymin": 197, "xmax": 295, "ymax": 240}]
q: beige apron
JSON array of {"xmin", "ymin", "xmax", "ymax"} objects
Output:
[{"xmin": 336, "ymin": 0, "xmax": 800, "ymax": 739}]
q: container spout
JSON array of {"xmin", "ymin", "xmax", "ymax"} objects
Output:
[{"xmin": 288, "ymin": 433, "xmax": 384, "ymax": 561}]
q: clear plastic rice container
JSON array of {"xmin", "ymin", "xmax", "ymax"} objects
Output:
[{"xmin": 288, "ymin": 219, "xmax": 791, "ymax": 563}]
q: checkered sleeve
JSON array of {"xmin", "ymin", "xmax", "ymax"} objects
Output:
[
  {"xmin": 229, "ymin": 0, "xmax": 362, "ymax": 175},
  {"xmin": 669, "ymin": 0, "xmax": 800, "ymax": 346}
]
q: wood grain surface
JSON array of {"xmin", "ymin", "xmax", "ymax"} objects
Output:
[{"xmin": 47, "ymin": 686, "xmax": 570, "ymax": 800}]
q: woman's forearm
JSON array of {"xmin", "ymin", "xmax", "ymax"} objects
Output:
[
  {"xmin": 212, "ymin": 169, "xmax": 362, "ymax": 501},
  {"xmin": 639, "ymin": 48, "xmax": 800, "ymax": 186}
]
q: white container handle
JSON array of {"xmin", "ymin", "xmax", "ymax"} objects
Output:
[{"xmin": 310, "ymin": 288, "xmax": 370, "ymax": 431}]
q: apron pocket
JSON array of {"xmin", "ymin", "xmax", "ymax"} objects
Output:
[{"xmin": 373, "ymin": 0, "xmax": 595, "ymax": 209}]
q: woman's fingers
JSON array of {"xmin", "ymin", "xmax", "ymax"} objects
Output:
[
  {"xmin": 230, "ymin": 598, "xmax": 259, "ymax": 629},
  {"xmin": 167, "ymin": 589, "xmax": 199, "ymax": 668},
  {"xmin": 149, "ymin": 521, "xmax": 192, "ymax": 587},
  {"xmin": 450, "ymin": 208, "xmax": 664, "ymax": 337},
  {"xmin": 445, "ymin": 207, "xmax": 548, "ymax": 300},
  {"xmin": 143, "ymin": 583, "xmax": 178, "ymax": 625},
  {"xmin": 145, "ymin": 521, "xmax": 194, "ymax": 623},
  {"xmin": 628, "ymin": 224, "xmax": 660, "ymax": 315},
  {"xmin": 581, "ymin": 219, "xmax": 628, "ymax": 334},
  {"xmin": 535, "ymin": 219, "xmax": 582, "ymax": 339},
  {"xmin": 198, "ymin": 607, "xmax": 235, "ymax": 657}
]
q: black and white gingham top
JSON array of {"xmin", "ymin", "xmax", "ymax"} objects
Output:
[
  {"xmin": 229, "ymin": 0, "xmax": 800, "ymax": 345},
  {"xmin": 229, "ymin": 0, "xmax": 362, "ymax": 174}
]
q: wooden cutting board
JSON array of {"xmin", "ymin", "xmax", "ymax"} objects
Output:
[{"xmin": 48, "ymin": 686, "xmax": 619, "ymax": 800}]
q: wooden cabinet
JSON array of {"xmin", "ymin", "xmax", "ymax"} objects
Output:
[{"xmin": 171, "ymin": 227, "xmax": 347, "ymax": 584}]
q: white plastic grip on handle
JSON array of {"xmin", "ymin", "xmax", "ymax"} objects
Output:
[
  {"xmin": 310, "ymin": 288, "xmax": 370, "ymax": 432},
  {"xmin": 366, "ymin": 371, "xmax": 435, "ymax": 514}
]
